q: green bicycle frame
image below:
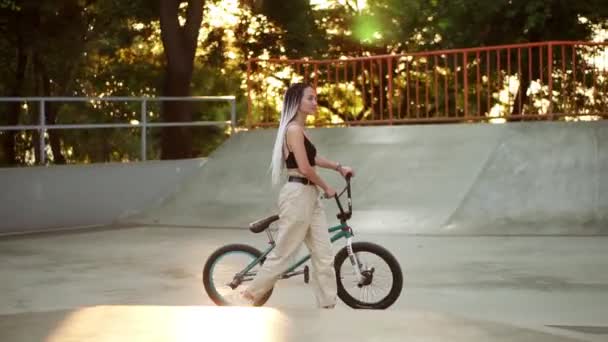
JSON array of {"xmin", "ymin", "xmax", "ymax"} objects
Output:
[
  {"xmin": 237, "ymin": 222, "xmax": 353, "ymax": 278},
  {"xmin": 236, "ymin": 175, "xmax": 354, "ymax": 281},
  {"xmin": 284, "ymin": 223, "xmax": 353, "ymax": 273}
]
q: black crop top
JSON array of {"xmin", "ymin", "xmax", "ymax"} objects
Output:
[{"xmin": 285, "ymin": 135, "xmax": 317, "ymax": 169}]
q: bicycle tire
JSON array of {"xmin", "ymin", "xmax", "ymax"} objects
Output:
[
  {"xmin": 334, "ymin": 242, "xmax": 403, "ymax": 309},
  {"xmin": 202, "ymin": 244, "xmax": 273, "ymax": 306}
]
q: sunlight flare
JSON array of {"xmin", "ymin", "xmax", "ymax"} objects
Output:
[{"xmin": 47, "ymin": 306, "xmax": 288, "ymax": 342}]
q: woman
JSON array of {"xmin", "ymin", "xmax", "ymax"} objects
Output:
[{"xmin": 234, "ymin": 82, "xmax": 354, "ymax": 308}]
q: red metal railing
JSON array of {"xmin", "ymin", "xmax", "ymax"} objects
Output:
[{"xmin": 246, "ymin": 41, "xmax": 608, "ymax": 128}]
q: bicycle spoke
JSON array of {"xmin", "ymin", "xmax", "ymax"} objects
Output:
[
  {"xmin": 365, "ymin": 287, "xmax": 374, "ymax": 302},
  {"xmin": 361, "ymin": 286, "xmax": 370, "ymax": 303},
  {"xmin": 374, "ymin": 282, "xmax": 391, "ymax": 292},
  {"xmin": 339, "ymin": 249, "xmax": 396, "ymax": 305},
  {"xmin": 371, "ymin": 287, "xmax": 382, "ymax": 301},
  {"xmin": 208, "ymin": 251, "xmax": 261, "ymax": 304}
]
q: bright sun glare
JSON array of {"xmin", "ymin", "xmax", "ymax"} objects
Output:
[{"xmin": 47, "ymin": 306, "xmax": 288, "ymax": 342}]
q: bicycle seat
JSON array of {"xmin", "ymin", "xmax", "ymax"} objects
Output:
[{"xmin": 249, "ymin": 214, "xmax": 279, "ymax": 233}]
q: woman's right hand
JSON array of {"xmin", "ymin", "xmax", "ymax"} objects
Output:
[{"xmin": 323, "ymin": 186, "xmax": 337, "ymax": 199}]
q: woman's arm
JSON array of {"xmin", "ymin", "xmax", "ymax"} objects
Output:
[
  {"xmin": 315, "ymin": 155, "xmax": 341, "ymax": 171},
  {"xmin": 316, "ymin": 155, "xmax": 355, "ymax": 178}
]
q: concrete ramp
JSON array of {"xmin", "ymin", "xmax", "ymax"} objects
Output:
[
  {"xmin": 444, "ymin": 122, "xmax": 608, "ymax": 234},
  {"xmin": 123, "ymin": 121, "xmax": 608, "ymax": 235}
]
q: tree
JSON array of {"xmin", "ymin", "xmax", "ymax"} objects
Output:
[
  {"xmin": 367, "ymin": 0, "xmax": 608, "ymax": 118},
  {"xmin": 158, "ymin": 0, "xmax": 203, "ymax": 159},
  {"xmin": 2, "ymin": 1, "xmax": 607, "ymax": 163},
  {"xmin": 0, "ymin": 0, "xmax": 159, "ymax": 165},
  {"xmin": 0, "ymin": 2, "xmax": 35, "ymax": 165}
]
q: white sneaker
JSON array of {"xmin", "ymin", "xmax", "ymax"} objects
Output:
[{"xmin": 225, "ymin": 291, "xmax": 255, "ymax": 306}]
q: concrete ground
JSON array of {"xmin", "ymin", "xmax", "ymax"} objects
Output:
[{"xmin": 1, "ymin": 226, "xmax": 607, "ymax": 341}]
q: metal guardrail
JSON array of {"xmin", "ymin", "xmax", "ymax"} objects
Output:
[
  {"xmin": 0, "ymin": 96, "xmax": 237, "ymax": 163},
  {"xmin": 247, "ymin": 41, "xmax": 608, "ymax": 127}
]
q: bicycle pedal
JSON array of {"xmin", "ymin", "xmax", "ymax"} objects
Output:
[{"xmin": 304, "ymin": 265, "xmax": 309, "ymax": 284}]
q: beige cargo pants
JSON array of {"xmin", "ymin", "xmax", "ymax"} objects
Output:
[{"xmin": 246, "ymin": 170, "xmax": 337, "ymax": 308}]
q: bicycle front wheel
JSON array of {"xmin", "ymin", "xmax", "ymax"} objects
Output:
[
  {"xmin": 335, "ymin": 242, "xmax": 403, "ymax": 309},
  {"xmin": 202, "ymin": 244, "xmax": 273, "ymax": 306}
]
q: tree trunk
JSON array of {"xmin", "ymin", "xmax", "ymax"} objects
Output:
[
  {"xmin": 159, "ymin": 0, "xmax": 204, "ymax": 159},
  {"xmin": 46, "ymin": 104, "xmax": 66, "ymax": 164},
  {"xmin": 511, "ymin": 77, "xmax": 530, "ymax": 119},
  {"xmin": 510, "ymin": 34, "xmax": 542, "ymax": 120},
  {"xmin": 1, "ymin": 13, "xmax": 27, "ymax": 165},
  {"xmin": 511, "ymin": 58, "xmax": 540, "ymax": 120},
  {"xmin": 34, "ymin": 53, "xmax": 66, "ymax": 164}
]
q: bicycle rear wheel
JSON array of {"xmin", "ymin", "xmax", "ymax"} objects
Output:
[
  {"xmin": 334, "ymin": 242, "xmax": 403, "ymax": 309},
  {"xmin": 202, "ymin": 244, "xmax": 273, "ymax": 306}
]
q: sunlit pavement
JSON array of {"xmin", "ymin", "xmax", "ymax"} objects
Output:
[{"xmin": 1, "ymin": 227, "xmax": 607, "ymax": 341}]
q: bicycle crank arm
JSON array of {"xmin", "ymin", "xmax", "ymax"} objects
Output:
[
  {"xmin": 280, "ymin": 271, "xmax": 302, "ymax": 279},
  {"xmin": 280, "ymin": 265, "xmax": 310, "ymax": 283},
  {"xmin": 228, "ymin": 274, "xmax": 255, "ymax": 289}
]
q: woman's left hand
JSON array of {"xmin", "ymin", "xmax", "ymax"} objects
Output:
[{"xmin": 339, "ymin": 166, "xmax": 354, "ymax": 178}]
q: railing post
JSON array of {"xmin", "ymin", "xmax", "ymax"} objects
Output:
[
  {"xmin": 547, "ymin": 42, "xmax": 553, "ymax": 119},
  {"xmin": 388, "ymin": 58, "xmax": 394, "ymax": 124},
  {"xmin": 313, "ymin": 63, "xmax": 319, "ymax": 90},
  {"xmin": 230, "ymin": 97, "xmax": 236, "ymax": 135},
  {"xmin": 247, "ymin": 60, "xmax": 252, "ymax": 129},
  {"xmin": 39, "ymin": 99, "xmax": 46, "ymax": 165},
  {"xmin": 141, "ymin": 98, "xmax": 147, "ymax": 161},
  {"xmin": 463, "ymin": 52, "xmax": 468, "ymax": 119}
]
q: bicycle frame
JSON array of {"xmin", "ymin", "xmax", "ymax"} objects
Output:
[
  {"xmin": 236, "ymin": 223, "xmax": 352, "ymax": 280},
  {"xmin": 232, "ymin": 175, "xmax": 358, "ymax": 285}
]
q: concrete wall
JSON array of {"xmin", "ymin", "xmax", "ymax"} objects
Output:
[
  {"xmin": 2, "ymin": 120, "xmax": 606, "ymax": 236},
  {"xmin": 126, "ymin": 121, "xmax": 608, "ymax": 235},
  {"xmin": 0, "ymin": 159, "xmax": 206, "ymax": 235}
]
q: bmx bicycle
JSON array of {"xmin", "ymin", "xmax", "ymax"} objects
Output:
[{"xmin": 202, "ymin": 175, "xmax": 403, "ymax": 309}]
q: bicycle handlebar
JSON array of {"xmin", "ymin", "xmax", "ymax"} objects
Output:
[{"xmin": 322, "ymin": 174, "xmax": 353, "ymax": 221}]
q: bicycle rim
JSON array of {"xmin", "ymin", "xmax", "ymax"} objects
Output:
[
  {"xmin": 208, "ymin": 250, "xmax": 260, "ymax": 305},
  {"xmin": 339, "ymin": 251, "xmax": 394, "ymax": 305}
]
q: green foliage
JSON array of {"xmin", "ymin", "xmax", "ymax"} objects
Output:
[
  {"xmin": 253, "ymin": 0, "xmax": 327, "ymax": 57},
  {"xmin": 1, "ymin": 0, "xmax": 607, "ymax": 165},
  {"xmin": 367, "ymin": 0, "xmax": 608, "ymax": 51},
  {"xmin": 0, "ymin": 0, "xmax": 18, "ymax": 10},
  {"xmin": 352, "ymin": 13, "xmax": 382, "ymax": 44}
]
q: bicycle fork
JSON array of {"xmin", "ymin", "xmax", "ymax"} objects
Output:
[{"xmin": 345, "ymin": 237, "xmax": 364, "ymax": 282}]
